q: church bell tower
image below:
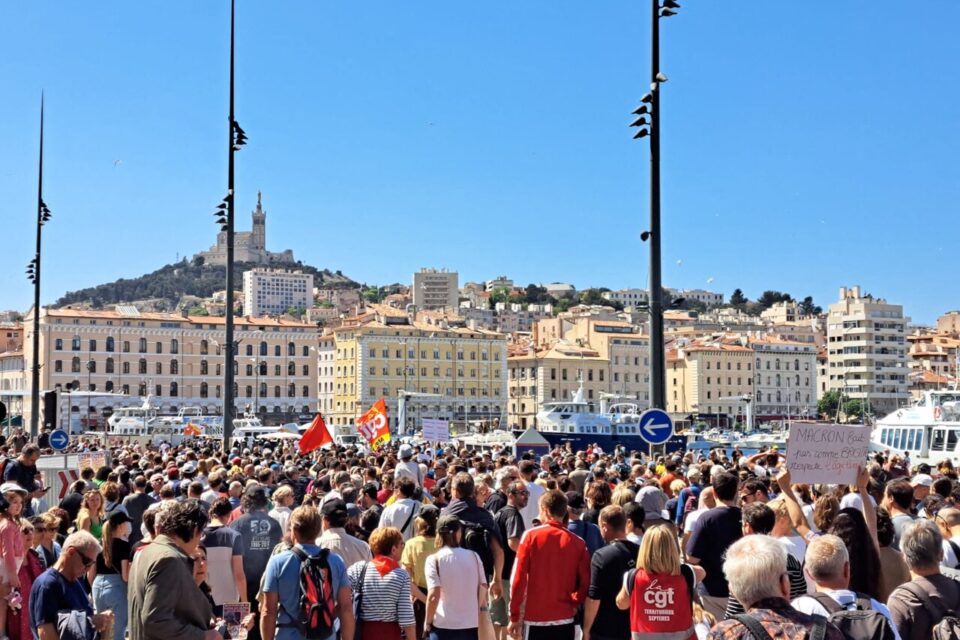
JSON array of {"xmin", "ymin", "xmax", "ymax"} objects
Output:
[{"xmin": 251, "ymin": 191, "xmax": 266, "ymax": 251}]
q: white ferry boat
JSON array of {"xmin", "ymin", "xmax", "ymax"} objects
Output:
[
  {"xmin": 107, "ymin": 398, "xmax": 223, "ymax": 444},
  {"xmin": 872, "ymin": 389, "xmax": 960, "ymax": 464},
  {"xmin": 516, "ymin": 383, "xmax": 684, "ymax": 452}
]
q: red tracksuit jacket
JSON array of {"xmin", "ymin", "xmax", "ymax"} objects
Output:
[{"xmin": 509, "ymin": 520, "xmax": 591, "ymax": 625}]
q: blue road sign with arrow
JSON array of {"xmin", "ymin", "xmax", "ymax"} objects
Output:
[
  {"xmin": 49, "ymin": 429, "xmax": 69, "ymax": 451},
  {"xmin": 638, "ymin": 408, "xmax": 674, "ymax": 445}
]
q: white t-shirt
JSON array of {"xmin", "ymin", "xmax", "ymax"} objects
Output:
[
  {"xmin": 684, "ymin": 508, "xmax": 707, "ymax": 535},
  {"xmin": 425, "ymin": 547, "xmax": 487, "ymax": 629},
  {"xmin": 942, "ymin": 536, "xmax": 960, "ymax": 569},
  {"xmin": 520, "ymin": 481, "xmax": 545, "ymax": 530},
  {"xmin": 268, "ymin": 506, "xmax": 292, "ymax": 535},
  {"xmin": 395, "ymin": 460, "xmax": 423, "ymax": 487}
]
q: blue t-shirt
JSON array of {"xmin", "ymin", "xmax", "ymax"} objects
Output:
[
  {"xmin": 29, "ymin": 568, "xmax": 93, "ymax": 640},
  {"xmin": 262, "ymin": 543, "xmax": 348, "ymax": 640}
]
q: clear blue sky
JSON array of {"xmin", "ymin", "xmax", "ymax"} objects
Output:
[{"xmin": 1, "ymin": 2, "xmax": 957, "ymax": 324}]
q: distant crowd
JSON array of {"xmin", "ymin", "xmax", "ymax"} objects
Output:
[{"xmin": 0, "ymin": 427, "xmax": 958, "ymax": 640}]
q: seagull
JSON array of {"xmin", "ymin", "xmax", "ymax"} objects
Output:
[
  {"xmin": 114, "ymin": 160, "xmax": 123, "ymax": 167},
  {"xmin": 676, "ymin": 259, "xmax": 683, "ymax": 266},
  {"xmin": 706, "ymin": 277, "xmax": 714, "ymax": 284}
]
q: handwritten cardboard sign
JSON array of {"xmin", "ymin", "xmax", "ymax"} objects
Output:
[
  {"xmin": 786, "ymin": 423, "xmax": 871, "ymax": 485},
  {"xmin": 421, "ymin": 418, "xmax": 450, "ymax": 442}
]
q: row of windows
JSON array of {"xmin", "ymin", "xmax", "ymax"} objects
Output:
[
  {"xmin": 756, "ymin": 358, "xmax": 810, "ymax": 371},
  {"xmin": 72, "ymin": 380, "xmax": 313, "ymax": 400},
  {"xmin": 371, "ymin": 366, "xmax": 501, "ymax": 378},
  {"xmin": 54, "ymin": 337, "xmax": 310, "ymax": 357},
  {"xmin": 367, "ymin": 347, "xmax": 500, "ymax": 361},
  {"xmin": 54, "ymin": 357, "xmax": 309, "ymax": 377},
  {"xmin": 368, "ymin": 386, "xmax": 500, "ymax": 397}
]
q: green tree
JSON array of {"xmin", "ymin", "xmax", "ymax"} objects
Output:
[
  {"xmin": 523, "ymin": 284, "xmax": 551, "ymax": 305},
  {"xmin": 817, "ymin": 389, "xmax": 841, "ymax": 419},
  {"xmin": 799, "ymin": 296, "xmax": 823, "ymax": 315},
  {"xmin": 489, "ymin": 287, "xmax": 511, "ymax": 306},
  {"xmin": 756, "ymin": 290, "xmax": 793, "ymax": 310},
  {"xmin": 730, "ymin": 288, "xmax": 748, "ymax": 308},
  {"xmin": 842, "ymin": 398, "xmax": 866, "ymax": 422}
]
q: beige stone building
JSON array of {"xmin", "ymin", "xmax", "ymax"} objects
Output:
[
  {"xmin": 507, "ymin": 342, "xmax": 608, "ymax": 430},
  {"xmin": 826, "ymin": 286, "xmax": 909, "ymax": 417},
  {"xmin": 907, "ymin": 332, "xmax": 960, "ymax": 380},
  {"xmin": 329, "ymin": 306, "xmax": 507, "ymax": 432},
  {"xmin": 22, "ymin": 307, "xmax": 319, "ymax": 428},
  {"xmin": 667, "ymin": 340, "xmax": 754, "ymax": 427},
  {"xmin": 412, "ymin": 268, "xmax": 459, "ymax": 311},
  {"xmin": 508, "ymin": 317, "xmax": 649, "ymax": 428},
  {"xmin": 748, "ymin": 336, "xmax": 817, "ymax": 420},
  {"xmin": 937, "ymin": 311, "xmax": 960, "ymax": 337}
]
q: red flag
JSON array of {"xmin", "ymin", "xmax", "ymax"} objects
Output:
[{"xmin": 298, "ymin": 413, "xmax": 333, "ymax": 455}]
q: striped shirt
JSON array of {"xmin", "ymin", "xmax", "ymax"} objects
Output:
[{"xmin": 347, "ymin": 561, "xmax": 416, "ymax": 626}]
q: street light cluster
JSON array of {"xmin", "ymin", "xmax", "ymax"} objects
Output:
[
  {"xmin": 635, "ymin": 0, "xmax": 681, "ymax": 413},
  {"xmin": 232, "ymin": 120, "xmax": 248, "ymax": 151},
  {"xmin": 213, "ymin": 193, "xmax": 232, "ymax": 231}
]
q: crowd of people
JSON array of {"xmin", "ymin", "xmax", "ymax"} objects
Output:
[{"xmin": 1, "ymin": 430, "xmax": 960, "ymax": 640}]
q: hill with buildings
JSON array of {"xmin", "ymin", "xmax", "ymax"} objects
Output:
[{"xmin": 54, "ymin": 259, "xmax": 357, "ymax": 312}]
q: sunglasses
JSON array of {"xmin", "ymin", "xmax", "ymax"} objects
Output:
[{"xmin": 78, "ymin": 551, "xmax": 97, "ymax": 567}]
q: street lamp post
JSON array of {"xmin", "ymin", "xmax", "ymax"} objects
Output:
[
  {"xmin": 215, "ymin": 0, "xmax": 248, "ymax": 450},
  {"xmin": 250, "ymin": 358, "xmax": 259, "ymax": 415},
  {"xmin": 28, "ymin": 94, "xmax": 53, "ymax": 438},
  {"xmin": 632, "ymin": 0, "xmax": 679, "ymax": 412}
]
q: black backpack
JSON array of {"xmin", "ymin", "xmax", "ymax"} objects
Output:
[
  {"xmin": 461, "ymin": 521, "xmax": 495, "ymax": 579},
  {"xmin": 807, "ymin": 593, "xmax": 896, "ymax": 640},
  {"xmin": 279, "ymin": 547, "xmax": 337, "ymax": 639}
]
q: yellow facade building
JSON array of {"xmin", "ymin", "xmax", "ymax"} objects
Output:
[{"xmin": 329, "ymin": 307, "xmax": 507, "ymax": 432}]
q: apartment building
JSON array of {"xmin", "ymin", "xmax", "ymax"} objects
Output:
[
  {"xmin": 748, "ymin": 336, "xmax": 817, "ymax": 420},
  {"xmin": 601, "ymin": 288, "xmax": 649, "ymax": 308},
  {"xmin": 412, "ymin": 268, "xmax": 459, "ymax": 311},
  {"xmin": 329, "ymin": 306, "xmax": 507, "ymax": 432},
  {"xmin": 317, "ymin": 333, "xmax": 335, "ymax": 417},
  {"xmin": 242, "ymin": 268, "xmax": 314, "ymax": 317},
  {"xmin": 22, "ymin": 306, "xmax": 319, "ymax": 428},
  {"xmin": 826, "ymin": 286, "xmax": 909, "ymax": 416}
]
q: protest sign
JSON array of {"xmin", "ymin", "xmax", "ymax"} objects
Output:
[
  {"xmin": 786, "ymin": 423, "xmax": 871, "ymax": 485},
  {"xmin": 421, "ymin": 418, "xmax": 450, "ymax": 442},
  {"xmin": 78, "ymin": 451, "xmax": 108, "ymax": 471}
]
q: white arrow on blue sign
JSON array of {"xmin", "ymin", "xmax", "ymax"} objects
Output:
[
  {"xmin": 638, "ymin": 408, "xmax": 674, "ymax": 445},
  {"xmin": 49, "ymin": 429, "xmax": 69, "ymax": 451}
]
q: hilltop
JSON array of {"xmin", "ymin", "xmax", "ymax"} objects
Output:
[{"xmin": 55, "ymin": 259, "xmax": 357, "ymax": 311}]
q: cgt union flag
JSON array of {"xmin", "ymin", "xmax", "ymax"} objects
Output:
[{"xmin": 356, "ymin": 398, "xmax": 391, "ymax": 451}]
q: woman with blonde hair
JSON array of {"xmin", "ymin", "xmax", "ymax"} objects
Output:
[
  {"xmin": 610, "ymin": 483, "xmax": 636, "ymax": 507},
  {"xmin": 616, "ymin": 525, "xmax": 701, "ymax": 640},
  {"xmin": 76, "ymin": 490, "xmax": 105, "ymax": 541}
]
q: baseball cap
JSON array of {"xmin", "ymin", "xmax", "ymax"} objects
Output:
[
  {"xmin": 0, "ymin": 483, "xmax": 27, "ymax": 496},
  {"xmin": 321, "ymin": 498, "xmax": 348, "ymax": 519},
  {"xmin": 244, "ymin": 484, "xmax": 267, "ymax": 500},
  {"xmin": 437, "ymin": 514, "xmax": 461, "ymax": 534},
  {"xmin": 399, "ymin": 444, "xmax": 414, "ymax": 460},
  {"xmin": 565, "ymin": 491, "xmax": 586, "ymax": 510},
  {"xmin": 108, "ymin": 511, "xmax": 133, "ymax": 527},
  {"xmin": 182, "ymin": 461, "xmax": 197, "ymax": 474},
  {"xmin": 911, "ymin": 474, "xmax": 933, "ymax": 488}
]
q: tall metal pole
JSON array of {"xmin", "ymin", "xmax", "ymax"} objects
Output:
[
  {"xmin": 223, "ymin": 0, "xmax": 237, "ymax": 448},
  {"xmin": 30, "ymin": 94, "xmax": 45, "ymax": 438},
  {"xmin": 648, "ymin": 0, "xmax": 666, "ymax": 410}
]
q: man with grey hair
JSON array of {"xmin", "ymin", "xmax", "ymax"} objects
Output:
[
  {"xmin": 708, "ymin": 535, "xmax": 843, "ymax": 639},
  {"xmin": 791, "ymin": 534, "xmax": 900, "ymax": 639},
  {"xmin": 31, "ymin": 531, "xmax": 114, "ymax": 640},
  {"xmin": 485, "ymin": 465, "xmax": 519, "ymax": 515},
  {"xmin": 887, "ymin": 519, "xmax": 960, "ymax": 640}
]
